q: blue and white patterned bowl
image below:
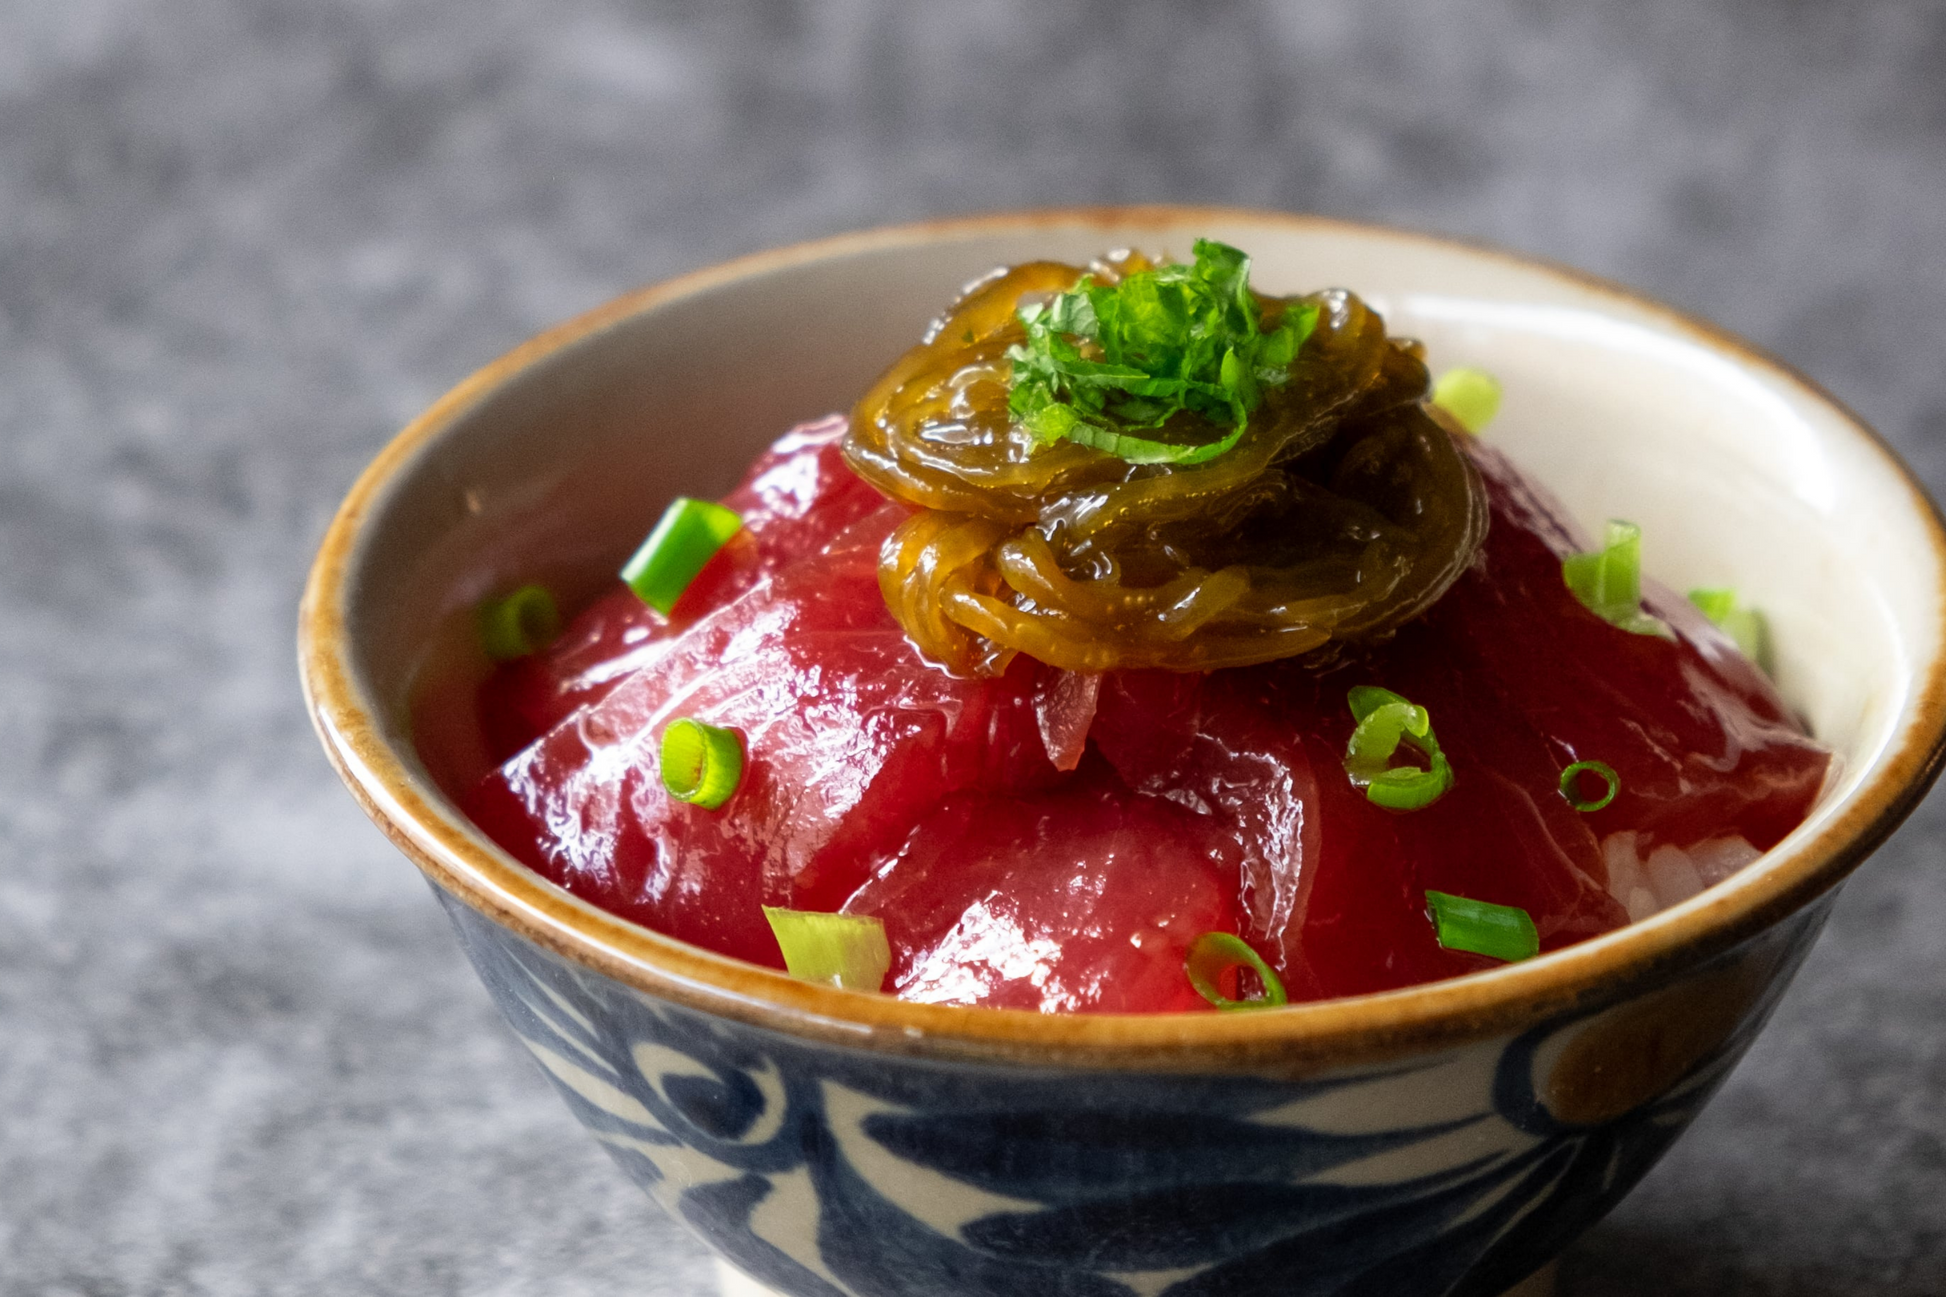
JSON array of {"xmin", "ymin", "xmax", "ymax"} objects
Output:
[{"xmin": 300, "ymin": 209, "xmax": 1946, "ymax": 1297}]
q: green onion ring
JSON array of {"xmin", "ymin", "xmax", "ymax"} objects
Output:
[
  {"xmin": 1563, "ymin": 520, "xmax": 1669, "ymax": 638},
  {"xmin": 1425, "ymin": 891, "xmax": 1540, "ymax": 963},
  {"xmin": 762, "ymin": 908, "xmax": 891, "ymax": 991},
  {"xmin": 1185, "ymin": 932, "xmax": 1288, "ymax": 1011},
  {"xmin": 1429, "ymin": 366, "xmax": 1502, "ymax": 434},
  {"xmin": 477, "ymin": 584, "xmax": 562, "ymax": 661},
  {"xmin": 1558, "ymin": 759, "xmax": 1620, "ymax": 812},
  {"xmin": 660, "ymin": 718, "xmax": 745, "ymax": 810},
  {"xmin": 1343, "ymin": 685, "xmax": 1454, "ymax": 811},
  {"xmin": 1688, "ymin": 587, "xmax": 1772, "ymax": 671},
  {"xmin": 621, "ymin": 497, "xmax": 744, "ymax": 615}
]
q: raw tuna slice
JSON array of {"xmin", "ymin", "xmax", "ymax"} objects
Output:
[
  {"xmin": 463, "ymin": 501, "xmax": 1061, "ymax": 969},
  {"xmin": 1089, "ymin": 443, "xmax": 1827, "ymax": 1001},
  {"xmin": 1423, "ymin": 444, "xmax": 1828, "ymax": 857},
  {"xmin": 841, "ymin": 759, "xmax": 1246, "ymax": 1014},
  {"xmin": 454, "ymin": 424, "xmax": 1828, "ymax": 1010},
  {"xmin": 479, "ymin": 415, "xmax": 885, "ymax": 760}
]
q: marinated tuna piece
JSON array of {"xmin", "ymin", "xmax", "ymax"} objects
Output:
[
  {"xmin": 462, "ymin": 499, "xmax": 1059, "ymax": 969},
  {"xmin": 454, "ymin": 425, "xmax": 1826, "ymax": 1007},
  {"xmin": 478, "ymin": 415, "xmax": 884, "ymax": 761},
  {"xmin": 841, "ymin": 761, "xmax": 1245, "ymax": 1013},
  {"xmin": 1089, "ymin": 445, "xmax": 1825, "ymax": 1000}
]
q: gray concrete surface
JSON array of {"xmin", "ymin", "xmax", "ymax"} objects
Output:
[{"xmin": 2, "ymin": 1, "xmax": 1942, "ymax": 1292}]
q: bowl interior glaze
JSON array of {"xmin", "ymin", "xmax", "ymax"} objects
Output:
[{"xmin": 304, "ymin": 207, "xmax": 1946, "ymax": 1070}]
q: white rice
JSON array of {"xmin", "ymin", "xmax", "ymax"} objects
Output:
[{"xmin": 1600, "ymin": 830, "xmax": 1761, "ymax": 920}]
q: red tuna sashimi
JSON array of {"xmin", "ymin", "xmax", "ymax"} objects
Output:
[
  {"xmin": 479, "ymin": 415, "xmax": 885, "ymax": 760},
  {"xmin": 1089, "ymin": 443, "xmax": 1827, "ymax": 1001},
  {"xmin": 840, "ymin": 760, "xmax": 1246, "ymax": 1013},
  {"xmin": 1086, "ymin": 666, "xmax": 1620, "ymax": 1000},
  {"xmin": 462, "ymin": 501, "xmax": 1062, "ymax": 968},
  {"xmin": 1424, "ymin": 444, "xmax": 1827, "ymax": 855},
  {"xmin": 456, "ymin": 423, "xmax": 1827, "ymax": 1010}
]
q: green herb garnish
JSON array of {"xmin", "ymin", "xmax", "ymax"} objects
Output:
[
  {"xmin": 659, "ymin": 717, "xmax": 745, "ymax": 810},
  {"xmin": 763, "ymin": 908, "xmax": 891, "ymax": 991},
  {"xmin": 1185, "ymin": 932, "xmax": 1288, "ymax": 1011},
  {"xmin": 1429, "ymin": 367, "xmax": 1502, "ymax": 433},
  {"xmin": 1004, "ymin": 239, "xmax": 1319, "ymax": 465},
  {"xmin": 621, "ymin": 498, "xmax": 744, "ymax": 615},
  {"xmin": 1562, "ymin": 520, "xmax": 1670, "ymax": 638},
  {"xmin": 1688, "ymin": 587, "xmax": 1772, "ymax": 672},
  {"xmin": 1426, "ymin": 891, "xmax": 1540, "ymax": 963},
  {"xmin": 1558, "ymin": 759, "xmax": 1620, "ymax": 812},
  {"xmin": 477, "ymin": 584, "xmax": 562, "ymax": 662},
  {"xmin": 1343, "ymin": 685, "xmax": 1454, "ymax": 811}
]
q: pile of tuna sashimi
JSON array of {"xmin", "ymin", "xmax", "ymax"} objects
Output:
[{"xmin": 428, "ymin": 241, "xmax": 1829, "ymax": 1014}]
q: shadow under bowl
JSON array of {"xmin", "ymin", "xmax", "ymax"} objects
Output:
[{"xmin": 299, "ymin": 207, "xmax": 1946, "ymax": 1297}]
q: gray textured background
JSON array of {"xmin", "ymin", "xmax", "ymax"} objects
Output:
[{"xmin": 3, "ymin": 1, "xmax": 1943, "ymax": 1293}]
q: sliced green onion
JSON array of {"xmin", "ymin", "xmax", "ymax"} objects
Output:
[
  {"xmin": 1562, "ymin": 520, "xmax": 1640, "ymax": 617},
  {"xmin": 1429, "ymin": 367, "xmax": 1503, "ymax": 434},
  {"xmin": 1562, "ymin": 520, "xmax": 1670, "ymax": 638},
  {"xmin": 1185, "ymin": 932, "xmax": 1288, "ymax": 1011},
  {"xmin": 621, "ymin": 498, "xmax": 744, "ymax": 615},
  {"xmin": 1558, "ymin": 760, "xmax": 1620, "ymax": 812},
  {"xmin": 1343, "ymin": 685, "xmax": 1454, "ymax": 811},
  {"xmin": 477, "ymin": 584, "xmax": 562, "ymax": 661},
  {"xmin": 1426, "ymin": 890, "xmax": 1540, "ymax": 963},
  {"xmin": 659, "ymin": 718, "xmax": 744, "ymax": 810},
  {"xmin": 1688, "ymin": 587, "xmax": 1772, "ymax": 673},
  {"xmin": 1687, "ymin": 587, "xmax": 1735, "ymax": 624},
  {"xmin": 1720, "ymin": 608, "xmax": 1770, "ymax": 670},
  {"xmin": 762, "ymin": 908, "xmax": 891, "ymax": 991}
]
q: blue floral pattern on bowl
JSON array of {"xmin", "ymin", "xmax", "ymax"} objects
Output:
[{"xmin": 436, "ymin": 889, "xmax": 1829, "ymax": 1297}]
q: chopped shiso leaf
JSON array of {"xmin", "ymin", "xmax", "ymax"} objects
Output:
[
  {"xmin": 1425, "ymin": 891, "xmax": 1540, "ymax": 963},
  {"xmin": 477, "ymin": 584, "xmax": 561, "ymax": 662},
  {"xmin": 762, "ymin": 908, "xmax": 891, "ymax": 991},
  {"xmin": 1185, "ymin": 932, "xmax": 1288, "ymax": 1010},
  {"xmin": 1005, "ymin": 238, "xmax": 1320, "ymax": 464},
  {"xmin": 1688, "ymin": 586, "xmax": 1772, "ymax": 672},
  {"xmin": 659, "ymin": 717, "xmax": 745, "ymax": 810},
  {"xmin": 1562, "ymin": 520, "xmax": 1671, "ymax": 638},
  {"xmin": 1558, "ymin": 759, "xmax": 1620, "ymax": 812},
  {"xmin": 1429, "ymin": 366, "xmax": 1502, "ymax": 433},
  {"xmin": 1342, "ymin": 685, "xmax": 1454, "ymax": 810},
  {"xmin": 621, "ymin": 498, "xmax": 744, "ymax": 615}
]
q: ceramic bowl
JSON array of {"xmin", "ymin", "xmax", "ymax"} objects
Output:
[{"xmin": 299, "ymin": 208, "xmax": 1946, "ymax": 1297}]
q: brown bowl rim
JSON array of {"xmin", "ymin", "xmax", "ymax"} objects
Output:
[{"xmin": 298, "ymin": 205, "xmax": 1946, "ymax": 1074}]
